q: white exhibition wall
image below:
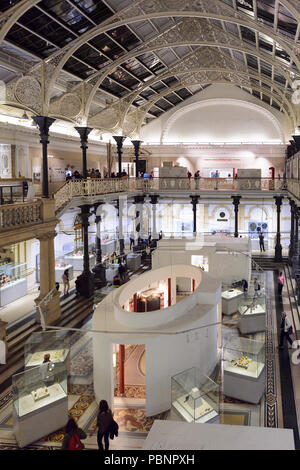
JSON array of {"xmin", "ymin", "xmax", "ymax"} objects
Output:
[{"xmin": 141, "ymin": 84, "xmax": 289, "ymax": 144}]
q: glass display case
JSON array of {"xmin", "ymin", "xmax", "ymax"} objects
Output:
[
  {"xmin": 221, "ymin": 287, "xmax": 244, "ymax": 315},
  {"xmin": 64, "ymin": 248, "xmax": 96, "ymax": 271},
  {"xmin": 238, "ymin": 293, "xmax": 266, "ymax": 317},
  {"xmin": 24, "ymin": 331, "xmax": 70, "ymax": 369},
  {"xmin": 223, "ymin": 337, "xmax": 265, "ymax": 379},
  {"xmin": 0, "ymin": 262, "xmax": 28, "ymax": 306},
  {"xmin": 12, "ymin": 362, "xmax": 67, "ymax": 418},
  {"xmin": 171, "ymin": 367, "xmax": 219, "ymax": 423}
]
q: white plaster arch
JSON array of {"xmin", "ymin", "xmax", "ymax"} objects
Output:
[
  {"xmin": 209, "ymin": 205, "xmax": 233, "ymax": 219},
  {"xmin": 161, "ymin": 99, "xmax": 285, "ymax": 144},
  {"xmin": 244, "ymin": 204, "xmax": 273, "ymax": 219}
]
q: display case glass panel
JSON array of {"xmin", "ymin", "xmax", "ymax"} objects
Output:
[
  {"xmin": 25, "ymin": 331, "xmax": 70, "ymax": 368},
  {"xmin": 223, "ymin": 337, "xmax": 265, "ymax": 379},
  {"xmin": 238, "ymin": 293, "xmax": 266, "ymax": 317},
  {"xmin": 12, "ymin": 362, "xmax": 67, "ymax": 418},
  {"xmin": 0, "ymin": 262, "xmax": 27, "ymax": 286},
  {"xmin": 172, "ymin": 367, "xmax": 219, "ymax": 423},
  {"xmin": 221, "ymin": 287, "xmax": 243, "ymax": 300}
]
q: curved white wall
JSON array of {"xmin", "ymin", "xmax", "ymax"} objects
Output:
[
  {"xmin": 162, "ymin": 100, "xmax": 283, "ymax": 143},
  {"xmin": 93, "ymin": 265, "xmax": 221, "ymax": 416}
]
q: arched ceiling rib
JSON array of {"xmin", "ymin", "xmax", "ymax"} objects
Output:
[{"xmin": 0, "ymin": 0, "xmax": 299, "ymax": 133}]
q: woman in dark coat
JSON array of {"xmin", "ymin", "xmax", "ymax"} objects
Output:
[{"xmin": 96, "ymin": 400, "xmax": 114, "ymax": 450}]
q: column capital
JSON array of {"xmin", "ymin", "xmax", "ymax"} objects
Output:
[
  {"xmin": 150, "ymin": 195, "xmax": 159, "ymax": 205},
  {"xmin": 79, "ymin": 204, "xmax": 92, "ymax": 226},
  {"xmin": 75, "ymin": 127, "xmax": 93, "ymax": 148},
  {"xmin": 231, "ymin": 195, "xmax": 241, "ymax": 207},
  {"xmin": 274, "ymin": 195, "xmax": 284, "ymax": 208},
  {"xmin": 190, "ymin": 195, "xmax": 200, "ymax": 205},
  {"xmin": 32, "ymin": 116, "xmax": 56, "ymax": 143},
  {"xmin": 134, "ymin": 195, "xmax": 145, "ymax": 204},
  {"xmin": 37, "ymin": 232, "xmax": 57, "ymax": 242}
]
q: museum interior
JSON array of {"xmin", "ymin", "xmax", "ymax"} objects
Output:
[{"xmin": 0, "ymin": 0, "xmax": 299, "ymax": 451}]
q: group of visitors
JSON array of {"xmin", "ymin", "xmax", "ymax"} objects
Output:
[
  {"xmin": 62, "ymin": 400, "xmax": 118, "ymax": 450},
  {"xmin": 66, "ymin": 169, "xmax": 102, "ymax": 180}
]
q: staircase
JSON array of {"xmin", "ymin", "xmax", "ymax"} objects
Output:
[
  {"xmin": 252, "ymin": 255, "xmax": 288, "ymax": 270},
  {"xmin": 0, "ymin": 292, "xmax": 94, "ymax": 393}
]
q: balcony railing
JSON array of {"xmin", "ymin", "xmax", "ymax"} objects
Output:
[
  {"xmin": 0, "ymin": 200, "xmax": 42, "ymax": 230},
  {"xmin": 54, "ymin": 177, "xmax": 287, "ymax": 214}
]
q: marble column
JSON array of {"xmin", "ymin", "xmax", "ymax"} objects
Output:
[
  {"xmin": 288, "ymin": 198, "xmax": 296, "ymax": 265},
  {"xmin": 75, "ymin": 127, "xmax": 93, "ymax": 179},
  {"xmin": 35, "ymin": 232, "xmax": 61, "ymax": 324},
  {"xmin": 150, "ymin": 195, "xmax": 159, "ymax": 241},
  {"xmin": 76, "ymin": 204, "xmax": 94, "ymax": 298},
  {"xmin": 232, "ymin": 196, "xmax": 241, "ymax": 238},
  {"xmin": 190, "ymin": 195, "xmax": 200, "ymax": 235},
  {"xmin": 32, "ymin": 116, "xmax": 56, "ymax": 198},
  {"xmin": 116, "ymin": 198, "xmax": 125, "ymax": 254},
  {"xmin": 92, "ymin": 202, "xmax": 106, "ymax": 288},
  {"xmin": 274, "ymin": 195, "xmax": 283, "ymax": 262}
]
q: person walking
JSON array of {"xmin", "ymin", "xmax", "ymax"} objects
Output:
[
  {"xmin": 61, "ymin": 417, "xmax": 87, "ymax": 450},
  {"xmin": 95, "ymin": 400, "xmax": 115, "ymax": 451},
  {"xmin": 278, "ymin": 312, "xmax": 293, "ymax": 349},
  {"xmin": 62, "ymin": 269, "xmax": 70, "ymax": 296},
  {"xmin": 259, "ymin": 232, "xmax": 265, "ymax": 252},
  {"xmin": 277, "ymin": 271, "xmax": 284, "ymax": 296},
  {"xmin": 194, "ymin": 170, "xmax": 200, "ymax": 189}
]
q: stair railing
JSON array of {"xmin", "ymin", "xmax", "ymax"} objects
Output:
[{"xmin": 36, "ymin": 287, "xmax": 57, "ymax": 331}]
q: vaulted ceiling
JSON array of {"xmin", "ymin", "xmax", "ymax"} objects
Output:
[{"xmin": 0, "ymin": 0, "xmax": 299, "ymax": 138}]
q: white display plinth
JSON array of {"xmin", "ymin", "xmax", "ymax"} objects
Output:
[
  {"xmin": 64, "ymin": 254, "xmax": 95, "ymax": 271},
  {"xmin": 0, "ymin": 278, "xmax": 27, "ymax": 307},
  {"xmin": 37, "ymin": 265, "xmax": 74, "ymax": 284},
  {"xmin": 221, "ymin": 289, "xmax": 243, "ymax": 315},
  {"xmin": 55, "ymin": 265, "xmax": 74, "ymax": 284},
  {"xmin": 238, "ymin": 305, "xmax": 266, "ymax": 334},
  {"xmin": 13, "ymin": 384, "xmax": 68, "ymax": 448},
  {"xmin": 127, "ymin": 253, "xmax": 142, "ymax": 271},
  {"xmin": 223, "ymin": 363, "xmax": 265, "ymax": 404},
  {"xmin": 106, "ymin": 264, "xmax": 119, "ymax": 282},
  {"xmin": 142, "ymin": 420, "xmax": 295, "ymax": 450},
  {"xmin": 101, "ymin": 239, "xmax": 116, "ymax": 254}
]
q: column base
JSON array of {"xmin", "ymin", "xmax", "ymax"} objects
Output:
[
  {"xmin": 35, "ymin": 291, "xmax": 61, "ymax": 326},
  {"xmin": 92, "ymin": 263, "xmax": 107, "ymax": 288},
  {"xmin": 75, "ymin": 272, "xmax": 95, "ymax": 298}
]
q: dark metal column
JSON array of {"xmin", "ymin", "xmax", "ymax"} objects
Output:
[
  {"xmin": 134, "ymin": 195, "xmax": 145, "ymax": 247},
  {"xmin": 190, "ymin": 195, "xmax": 199, "ymax": 235},
  {"xmin": 75, "ymin": 204, "xmax": 94, "ymax": 298},
  {"xmin": 32, "ymin": 116, "xmax": 56, "ymax": 198},
  {"xmin": 231, "ymin": 195, "xmax": 241, "ymax": 238},
  {"xmin": 113, "ymin": 136, "xmax": 126, "ymax": 177},
  {"xmin": 274, "ymin": 195, "xmax": 284, "ymax": 263},
  {"xmin": 131, "ymin": 140, "xmax": 142, "ymax": 177},
  {"xmin": 92, "ymin": 202, "xmax": 107, "ymax": 288},
  {"xmin": 75, "ymin": 127, "xmax": 93, "ymax": 179},
  {"xmin": 288, "ymin": 198, "xmax": 296, "ymax": 265}
]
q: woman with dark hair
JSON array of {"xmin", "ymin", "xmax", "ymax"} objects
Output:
[
  {"xmin": 95, "ymin": 400, "xmax": 114, "ymax": 450},
  {"xmin": 61, "ymin": 417, "xmax": 87, "ymax": 450}
]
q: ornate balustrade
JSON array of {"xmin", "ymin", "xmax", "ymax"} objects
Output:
[
  {"xmin": 287, "ymin": 179, "xmax": 300, "ymax": 199},
  {"xmin": 54, "ymin": 177, "xmax": 287, "ymax": 214},
  {"xmin": 0, "ymin": 200, "xmax": 42, "ymax": 230}
]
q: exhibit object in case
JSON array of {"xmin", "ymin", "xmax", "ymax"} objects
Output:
[
  {"xmin": 223, "ymin": 337, "xmax": 265, "ymax": 404},
  {"xmin": 221, "ymin": 288, "xmax": 243, "ymax": 315},
  {"xmin": 24, "ymin": 330, "xmax": 70, "ymax": 369},
  {"xmin": 238, "ymin": 293, "xmax": 266, "ymax": 333},
  {"xmin": 0, "ymin": 262, "xmax": 28, "ymax": 307},
  {"xmin": 12, "ymin": 362, "xmax": 68, "ymax": 448},
  {"xmin": 172, "ymin": 367, "xmax": 219, "ymax": 423}
]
